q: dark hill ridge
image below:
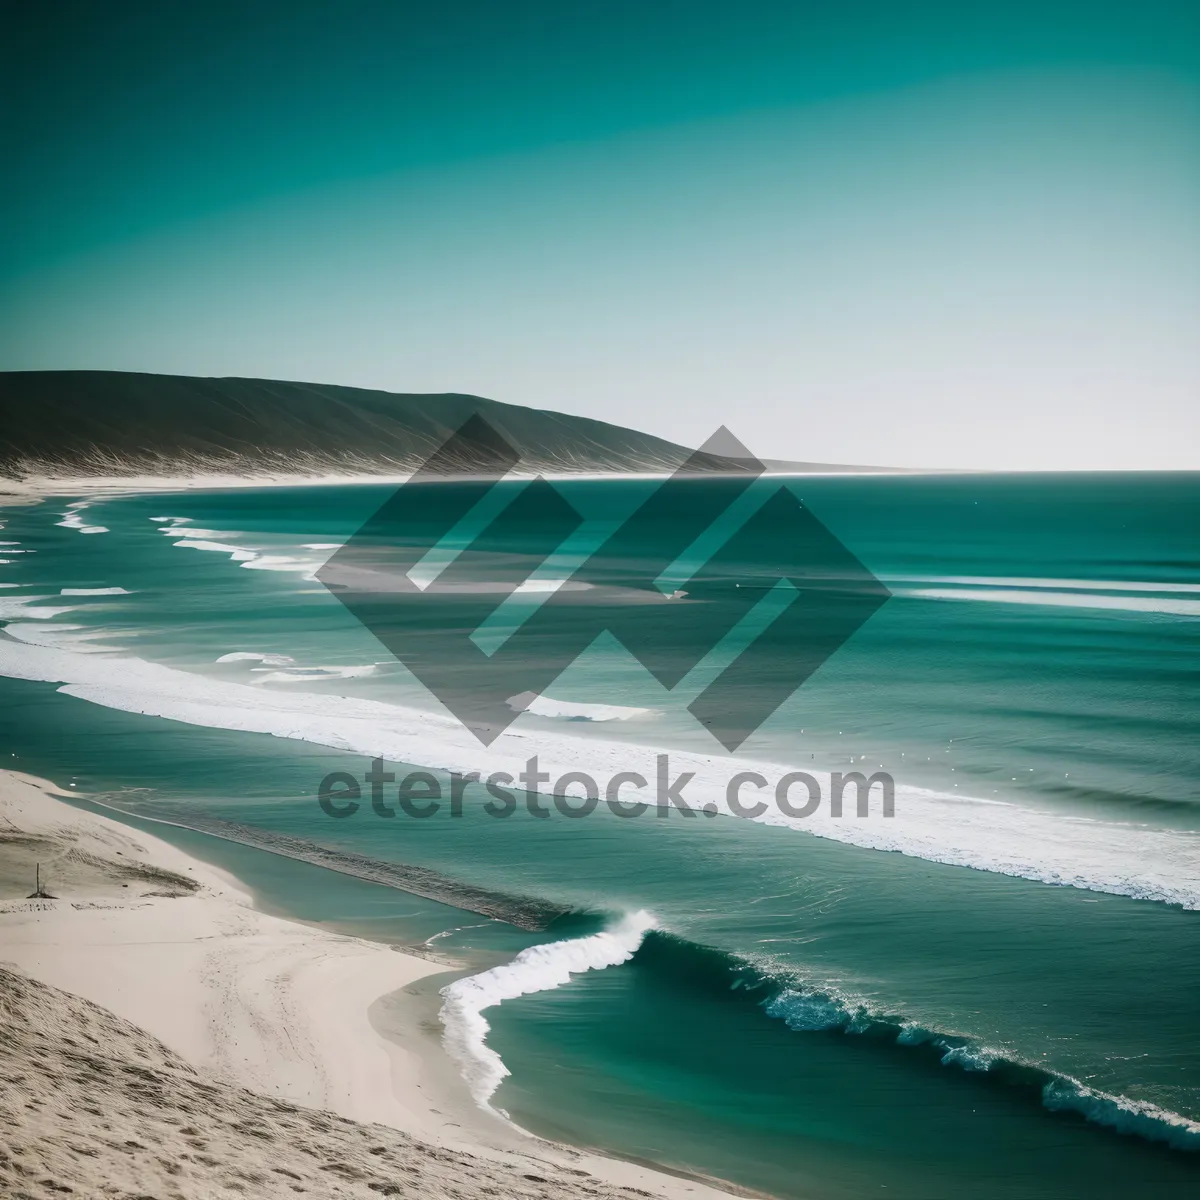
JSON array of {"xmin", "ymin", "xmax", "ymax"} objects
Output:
[
  {"xmin": 0, "ymin": 370, "xmax": 896, "ymax": 479},
  {"xmin": 0, "ymin": 371, "xmax": 700, "ymax": 478}
]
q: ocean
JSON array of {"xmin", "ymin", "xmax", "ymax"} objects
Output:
[{"xmin": 1, "ymin": 471, "xmax": 1197, "ymax": 1198}]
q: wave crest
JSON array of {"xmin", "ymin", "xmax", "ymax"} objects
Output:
[{"xmin": 438, "ymin": 911, "xmax": 657, "ymax": 1115}]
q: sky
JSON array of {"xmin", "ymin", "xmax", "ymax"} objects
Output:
[{"xmin": 3, "ymin": 1, "xmax": 1198, "ymax": 469}]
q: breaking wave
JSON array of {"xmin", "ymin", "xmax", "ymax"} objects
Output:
[
  {"xmin": 428, "ymin": 920, "xmax": 1200, "ymax": 1150},
  {"xmin": 439, "ymin": 910, "xmax": 657, "ymax": 1114},
  {"xmin": 643, "ymin": 931, "xmax": 1200, "ymax": 1153},
  {"xmin": 0, "ymin": 631, "xmax": 1196, "ymax": 910}
]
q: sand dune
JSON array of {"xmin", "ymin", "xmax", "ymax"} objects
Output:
[
  {"xmin": 0, "ymin": 771, "xmax": 740, "ymax": 1200},
  {"xmin": 0, "ymin": 964, "xmax": 695, "ymax": 1200}
]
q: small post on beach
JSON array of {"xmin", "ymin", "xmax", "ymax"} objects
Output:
[{"xmin": 29, "ymin": 861, "xmax": 51, "ymax": 900}]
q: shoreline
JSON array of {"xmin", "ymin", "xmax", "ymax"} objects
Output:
[
  {"xmin": 0, "ymin": 767, "xmax": 745, "ymax": 1199},
  {"xmin": 1, "ymin": 463, "xmax": 936, "ymax": 502},
  {"xmin": 6, "ymin": 466, "xmax": 1190, "ymax": 504}
]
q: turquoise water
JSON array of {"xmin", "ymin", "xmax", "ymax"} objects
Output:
[{"xmin": 0, "ymin": 474, "xmax": 1197, "ymax": 1197}]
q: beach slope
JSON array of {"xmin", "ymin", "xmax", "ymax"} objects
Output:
[{"xmin": 0, "ymin": 770, "xmax": 740, "ymax": 1200}]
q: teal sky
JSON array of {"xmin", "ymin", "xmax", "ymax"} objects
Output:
[{"xmin": 3, "ymin": 2, "xmax": 1198, "ymax": 468}]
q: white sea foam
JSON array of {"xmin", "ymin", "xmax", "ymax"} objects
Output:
[
  {"xmin": 0, "ymin": 637, "xmax": 1196, "ymax": 909},
  {"xmin": 768, "ymin": 986, "xmax": 1200, "ymax": 1147},
  {"xmin": 214, "ymin": 650, "xmax": 372, "ymax": 681},
  {"xmin": 240, "ymin": 554, "xmax": 326, "ymax": 574},
  {"xmin": 3, "ymin": 623, "xmax": 83, "ymax": 643},
  {"xmin": 439, "ymin": 911, "xmax": 656, "ymax": 1113},
  {"xmin": 886, "ymin": 574, "xmax": 1200, "ymax": 595},
  {"xmin": 215, "ymin": 651, "xmax": 297, "ymax": 665},
  {"xmin": 251, "ymin": 664, "xmax": 377, "ymax": 683},
  {"xmin": 939, "ymin": 1043, "xmax": 1001, "ymax": 1071},
  {"xmin": 60, "ymin": 587, "xmax": 132, "ymax": 596},
  {"xmin": 1042, "ymin": 1078, "xmax": 1200, "ymax": 1151},
  {"xmin": 169, "ymin": 535, "xmax": 324, "ymax": 579},
  {"xmin": 56, "ymin": 510, "xmax": 109, "ymax": 535},
  {"xmin": 765, "ymin": 989, "xmax": 865, "ymax": 1032},
  {"xmin": 512, "ymin": 578, "xmax": 569, "ymax": 595},
  {"xmin": 1, "ymin": 623, "xmax": 121, "ymax": 653},
  {"xmin": 507, "ymin": 691, "xmax": 650, "ymax": 722},
  {"xmin": 0, "ymin": 596, "xmax": 78, "ymax": 620},
  {"xmin": 897, "ymin": 586, "xmax": 1200, "ymax": 617},
  {"xmin": 173, "ymin": 538, "xmax": 258, "ymax": 561}
]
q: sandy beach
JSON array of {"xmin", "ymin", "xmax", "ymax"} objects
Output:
[
  {"xmin": 0, "ymin": 483, "xmax": 41, "ymax": 505},
  {"xmin": 0, "ymin": 769, "xmax": 743, "ymax": 1200}
]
